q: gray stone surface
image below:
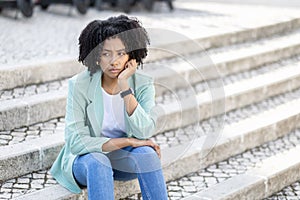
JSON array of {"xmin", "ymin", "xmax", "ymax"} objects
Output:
[
  {"xmin": 0, "ymin": 87, "xmax": 299, "ymax": 183},
  {"xmin": 0, "ymin": 91, "xmax": 66, "ymax": 131},
  {"xmin": 192, "ymin": 174, "xmax": 266, "ymax": 200},
  {"xmin": 0, "ymin": 86, "xmax": 298, "ymax": 151},
  {"xmin": 167, "ymin": 128, "xmax": 300, "ymax": 200},
  {"xmin": 0, "ymin": 89, "xmax": 299, "ymax": 200},
  {"xmin": 155, "ymin": 63, "xmax": 300, "ymax": 133},
  {"xmin": 0, "ymin": 133, "xmax": 64, "ymax": 182},
  {"xmin": 1, "ymin": 1, "xmax": 300, "ymax": 199},
  {"xmin": 1, "ymin": 1, "xmax": 300, "ymax": 90},
  {"xmin": 4, "ymin": 127, "xmax": 299, "ymax": 200},
  {"xmin": 1, "ymin": 54, "xmax": 299, "ymax": 132}
]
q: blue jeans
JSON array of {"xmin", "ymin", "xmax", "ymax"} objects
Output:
[{"xmin": 72, "ymin": 146, "xmax": 168, "ymax": 200}]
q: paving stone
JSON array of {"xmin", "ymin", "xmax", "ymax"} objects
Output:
[
  {"xmin": 17, "ymin": 178, "xmax": 30, "ymax": 184},
  {"xmin": 26, "ymin": 130, "xmax": 40, "ymax": 136},
  {"xmin": 0, "ymin": 193, "xmax": 12, "ymax": 199},
  {"xmin": 11, "ymin": 132, "xmax": 25, "ymax": 137},
  {"xmin": 183, "ymin": 186, "xmax": 197, "ymax": 193},
  {"xmin": 168, "ymin": 186, "xmax": 182, "ymax": 192},
  {"xmin": 0, "ymin": 139, "xmax": 8, "ymax": 145},
  {"xmin": 203, "ymin": 177, "xmax": 218, "ymax": 186},
  {"xmin": 32, "ymin": 173, "xmax": 45, "ymax": 179},
  {"xmin": 0, "ymin": 187, "xmax": 12, "ymax": 193},
  {"xmin": 168, "ymin": 191, "xmax": 182, "ymax": 197},
  {"xmin": 9, "ymin": 138, "xmax": 24, "ymax": 144},
  {"xmin": 13, "ymin": 184, "xmax": 29, "ymax": 189},
  {"xmin": 0, "ymin": 135, "xmax": 12, "ymax": 140},
  {"xmin": 30, "ymin": 183, "xmax": 44, "ymax": 189},
  {"xmin": 13, "ymin": 128, "xmax": 27, "ymax": 132}
]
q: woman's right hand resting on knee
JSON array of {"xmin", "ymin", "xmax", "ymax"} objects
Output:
[{"xmin": 102, "ymin": 138, "xmax": 161, "ymax": 159}]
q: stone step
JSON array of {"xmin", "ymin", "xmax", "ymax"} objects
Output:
[
  {"xmin": 2, "ymin": 28, "xmax": 300, "ymax": 102},
  {"xmin": 6, "ymin": 94, "xmax": 300, "ymax": 199},
  {"xmin": 1, "ymin": 86, "xmax": 299, "ymax": 182},
  {"xmin": 129, "ymin": 127, "xmax": 300, "ymax": 200},
  {"xmin": 148, "ymin": 28, "xmax": 300, "ymax": 96},
  {"xmin": 1, "ymin": 51, "xmax": 299, "ymax": 106},
  {"xmin": 143, "ymin": 62, "xmax": 300, "ymax": 134},
  {"xmin": 1, "ymin": 46, "xmax": 300, "ymax": 131},
  {"xmin": 1, "ymin": 15, "xmax": 300, "ymax": 91},
  {"xmin": 181, "ymin": 140, "xmax": 300, "ymax": 200},
  {"xmin": 2, "ymin": 69, "xmax": 299, "ymax": 148}
]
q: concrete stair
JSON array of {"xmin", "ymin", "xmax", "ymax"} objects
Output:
[
  {"xmin": 184, "ymin": 144, "xmax": 300, "ymax": 200},
  {"xmin": 181, "ymin": 133, "xmax": 300, "ymax": 200},
  {"xmin": 1, "ymin": 15, "xmax": 300, "ymax": 200},
  {"xmin": 6, "ymin": 91, "xmax": 300, "ymax": 199},
  {"xmin": 2, "ymin": 27, "xmax": 300, "ymax": 131},
  {"xmin": 1, "ymin": 55, "xmax": 300, "ymax": 182}
]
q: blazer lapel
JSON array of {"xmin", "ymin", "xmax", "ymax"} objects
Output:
[
  {"xmin": 86, "ymin": 70, "xmax": 103, "ymax": 137},
  {"xmin": 86, "ymin": 71, "xmax": 136, "ymax": 137}
]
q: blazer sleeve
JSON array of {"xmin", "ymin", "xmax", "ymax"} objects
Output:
[
  {"xmin": 125, "ymin": 78, "xmax": 157, "ymax": 139},
  {"xmin": 64, "ymin": 78, "xmax": 111, "ymax": 155}
]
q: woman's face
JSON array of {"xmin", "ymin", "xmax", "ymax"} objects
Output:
[{"xmin": 100, "ymin": 37, "xmax": 129, "ymax": 79}]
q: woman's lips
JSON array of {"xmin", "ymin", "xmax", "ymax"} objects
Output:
[{"xmin": 109, "ymin": 69, "xmax": 120, "ymax": 73}]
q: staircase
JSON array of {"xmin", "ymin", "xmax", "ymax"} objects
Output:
[{"xmin": 1, "ymin": 2, "xmax": 300, "ymax": 200}]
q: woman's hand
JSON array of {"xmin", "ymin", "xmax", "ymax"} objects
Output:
[
  {"xmin": 129, "ymin": 138, "xmax": 161, "ymax": 159},
  {"xmin": 118, "ymin": 59, "xmax": 137, "ymax": 90}
]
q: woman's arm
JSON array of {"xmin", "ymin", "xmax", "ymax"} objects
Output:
[
  {"xmin": 102, "ymin": 137, "xmax": 161, "ymax": 158},
  {"xmin": 118, "ymin": 60, "xmax": 157, "ymax": 139},
  {"xmin": 118, "ymin": 59, "xmax": 138, "ymax": 116}
]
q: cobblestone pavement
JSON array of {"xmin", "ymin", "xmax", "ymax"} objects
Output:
[
  {"xmin": 0, "ymin": 118, "xmax": 65, "ymax": 146},
  {"xmin": 1, "ymin": 85, "xmax": 299, "ymax": 147},
  {"xmin": 153, "ymin": 88, "xmax": 300, "ymax": 149},
  {"xmin": 154, "ymin": 54, "xmax": 300, "ymax": 105},
  {"xmin": 266, "ymin": 182, "xmax": 300, "ymax": 200},
  {"xmin": 1, "ymin": 0, "xmax": 300, "ymax": 67},
  {"xmin": 0, "ymin": 78, "xmax": 68, "ymax": 101},
  {"xmin": 1, "ymin": 128, "xmax": 299, "ymax": 199}
]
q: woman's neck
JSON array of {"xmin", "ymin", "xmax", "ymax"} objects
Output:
[{"xmin": 101, "ymin": 75, "xmax": 120, "ymax": 95}]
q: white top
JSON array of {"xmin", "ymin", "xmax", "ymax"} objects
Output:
[{"xmin": 101, "ymin": 88, "xmax": 126, "ymax": 138}]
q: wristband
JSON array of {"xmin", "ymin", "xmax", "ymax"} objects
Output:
[{"xmin": 120, "ymin": 88, "xmax": 133, "ymax": 98}]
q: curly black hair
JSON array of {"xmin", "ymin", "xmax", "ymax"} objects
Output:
[{"xmin": 78, "ymin": 15, "xmax": 150, "ymax": 76}]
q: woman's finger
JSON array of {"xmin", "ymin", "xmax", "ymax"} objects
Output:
[
  {"xmin": 148, "ymin": 140, "xmax": 161, "ymax": 159},
  {"xmin": 154, "ymin": 145, "xmax": 161, "ymax": 159}
]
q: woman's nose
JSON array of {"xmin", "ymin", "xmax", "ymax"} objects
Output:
[{"xmin": 110, "ymin": 55, "xmax": 119, "ymax": 66}]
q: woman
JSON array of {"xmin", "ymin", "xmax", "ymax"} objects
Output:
[{"xmin": 50, "ymin": 15, "xmax": 168, "ymax": 200}]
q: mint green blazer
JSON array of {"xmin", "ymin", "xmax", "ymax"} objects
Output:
[{"xmin": 50, "ymin": 69, "xmax": 156, "ymax": 194}]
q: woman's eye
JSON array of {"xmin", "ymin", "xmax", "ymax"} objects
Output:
[
  {"xmin": 102, "ymin": 53, "xmax": 110, "ymax": 57},
  {"xmin": 119, "ymin": 52, "xmax": 126, "ymax": 56}
]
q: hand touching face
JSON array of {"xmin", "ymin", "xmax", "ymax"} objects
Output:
[
  {"xmin": 99, "ymin": 37, "xmax": 130, "ymax": 79},
  {"xmin": 118, "ymin": 59, "xmax": 137, "ymax": 80}
]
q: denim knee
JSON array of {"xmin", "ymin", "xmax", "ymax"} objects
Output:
[
  {"xmin": 131, "ymin": 146, "xmax": 156, "ymax": 154},
  {"xmin": 130, "ymin": 146, "xmax": 162, "ymax": 173},
  {"xmin": 87, "ymin": 152, "xmax": 112, "ymax": 169}
]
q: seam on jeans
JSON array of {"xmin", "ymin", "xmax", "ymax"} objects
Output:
[
  {"xmin": 136, "ymin": 161, "xmax": 152, "ymax": 200},
  {"xmin": 131, "ymin": 148, "xmax": 152, "ymax": 200}
]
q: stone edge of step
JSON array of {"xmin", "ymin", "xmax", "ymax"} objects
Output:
[{"xmin": 181, "ymin": 145, "xmax": 300, "ymax": 200}]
